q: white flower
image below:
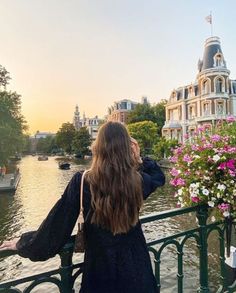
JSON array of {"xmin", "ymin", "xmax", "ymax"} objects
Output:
[
  {"xmin": 217, "ymin": 184, "xmax": 226, "ymax": 191},
  {"xmin": 202, "ymin": 188, "xmax": 209, "ymax": 196},
  {"xmin": 217, "ymin": 193, "xmax": 221, "ymax": 198},
  {"xmin": 208, "ymin": 201, "xmax": 215, "ymax": 207},
  {"xmin": 178, "ymin": 188, "xmax": 183, "ymax": 196},
  {"xmin": 223, "ymin": 211, "xmax": 230, "ymax": 217},
  {"xmin": 203, "ymin": 176, "xmax": 210, "ymax": 181},
  {"xmin": 179, "ymin": 197, "xmax": 183, "ymax": 202},
  {"xmin": 212, "ymin": 154, "xmax": 221, "ymax": 162},
  {"xmin": 211, "ymin": 216, "xmax": 216, "ymax": 222}
]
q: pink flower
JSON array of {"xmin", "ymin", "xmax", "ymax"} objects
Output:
[
  {"xmin": 211, "ymin": 134, "xmax": 221, "ymax": 142},
  {"xmin": 191, "ymin": 197, "xmax": 200, "ymax": 203},
  {"xmin": 218, "ymin": 162, "xmax": 227, "ymax": 170},
  {"xmin": 183, "ymin": 154, "xmax": 192, "ymax": 163},
  {"xmin": 226, "ymin": 159, "xmax": 235, "ymax": 170},
  {"xmin": 197, "ymin": 126, "xmax": 204, "ymax": 132},
  {"xmin": 170, "ymin": 168, "xmax": 180, "ymax": 177},
  {"xmin": 218, "ymin": 203, "xmax": 230, "ymax": 211},
  {"xmin": 170, "ymin": 178, "xmax": 186, "ymax": 187},
  {"xmin": 226, "ymin": 116, "xmax": 236, "ymax": 123},
  {"xmin": 191, "ymin": 145, "xmax": 199, "ymax": 151},
  {"xmin": 229, "ymin": 169, "xmax": 236, "ymax": 177},
  {"xmin": 169, "ymin": 156, "xmax": 178, "ymax": 163}
]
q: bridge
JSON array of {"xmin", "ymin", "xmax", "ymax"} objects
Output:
[{"xmin": 0, "ymin": 205, "xmax": 235, "ymax": 292}]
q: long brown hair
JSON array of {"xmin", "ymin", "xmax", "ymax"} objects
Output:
[{"xmin": 86, "ymin": 121, "xmax": 143, "ymax": 234}]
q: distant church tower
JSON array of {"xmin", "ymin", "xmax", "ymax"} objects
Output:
[{"xmin": 73, "ymin": 105, "xmax": 80, "ymax": 130}]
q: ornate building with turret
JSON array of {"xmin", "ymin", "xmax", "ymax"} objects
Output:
[
  {"xmin": 72, "ymin": 105, "xmax": 104, "ymax": 140},
  {"xmin": 162, "ymin": 36, "xmax": 236, "ymax": 142}
]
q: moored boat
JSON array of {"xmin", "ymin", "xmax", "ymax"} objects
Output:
[
  {"xmin": 38, "ymin": 155, "xmax": 48, "ymax": 161},
  {"xmin": 59, "ymin": 162, "xmax": 70, "ymax": 170}
]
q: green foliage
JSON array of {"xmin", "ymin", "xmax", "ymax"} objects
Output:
[
  {"xmin": 127, "ymin": 100, "xmax": 167, "ymax": 135},
  {"xmin": 153, "ymin": 137, "xmax": 179, "ymax": 160},
  {"xmin": 0, "ymin": 65, "xmax": 11, "ymax": 88},
  {"xmin": 56, "ymin": 123, "xmax": 76, "ymax": 154},
  {"xmin": 215, "ymin": 119, "xmax": 236, "ymax": 144},
  {"xmin": 152, "ymin": 100, "xmax": 167, "ymax": 135},
  {"xmin": 127, "ymin": 120, "xmax": 158, "ymax": 154},
  {"xmin": 36, "ymin": 136, "xmax": 58, "ymax": 154},
  {"xmin": 21, "ymin": 134, "xmax": 31, "ymax": 154},
  {"xmin": 72, "ymin": 127, "xmax": 91, "ymax": 157},
  {"xmin": 0, "ymin": 89, "xmax": 27, "ymax": 164}
]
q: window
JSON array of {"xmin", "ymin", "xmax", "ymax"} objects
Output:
[
  {"xmin": 202, "ymin": 80, "xmax": 210, "ymax": 94},
  {"xmin": 215, "ymin": 78, "xmax": 223, "ymax": 93},
  {"xmin": 217, "ymin": 102, "xmax": 224, "ymax": 115},
  {"xmin": 189, "ymin": 106, "xmax": 195, "ymax": 119},
  {"xmin": 203, "ymin": 103, "xmax": 210, "ymax": 116},
  {"xmin": 214, "ymin": 53, "xmax": 224, "ymax": 67}
]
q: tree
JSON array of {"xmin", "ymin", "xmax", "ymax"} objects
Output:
[
  {"xmin": 127, "ymin": 121, "xmax": 158, "ymax": 154},
  {"xmin": 56, "ymin": 123, "xmax": 76, "ymax": 154},
  {"xmin": 152, "ymin": 100, "xmax": 167, "ymax": 135},
  {"xmin": 36, "ymin": 136, "xmax": 58, "ymax": 154},
  {"xmin": 127, "ymin": 104, "xmax": 156, "ymax": 124},
  {"xmin": 0, "ymin": 65, "xmax": 11, "ymax": 88},
  {"xmin": 0, "ymin": 88, "xmax": 28, "ymax": 164},
  {"xmin": 72, "ymin": 127, "xmax": 91, "ymax": 157},
  {"xmin": 153, "ymin": 137, "xmax": 179, "ymax": 160},
  {"xmin": 127, "ymin": 100, "xmax": 167, "ymax": 135}
]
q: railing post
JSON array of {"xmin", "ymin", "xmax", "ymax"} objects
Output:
[
  {"xmin": 59, "ymin": 244, "xmax": 75, "ymax": 293},
  {"xmin": 197, "ymin": 205, "xmax": 210, "ymax": 293}
]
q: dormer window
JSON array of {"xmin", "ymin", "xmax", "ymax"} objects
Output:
[
  {"xmin": 170, "ymin": 91, "xmax": 177, "ymax": 102},
  {"xmin": 188, "ymin": 86, "xmax": 194, "ymax": 98},
  {"xmin": 214, "ymin": 52, "xmax": 224, "ymax": 67}
]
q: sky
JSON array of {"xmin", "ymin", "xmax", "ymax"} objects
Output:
[{"xmin": 1, "ymin": 0, "xmax": 236, "ymax": 134}]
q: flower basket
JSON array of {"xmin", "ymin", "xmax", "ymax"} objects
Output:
[{"xmin": 169, "ymin": 117, "xmax": 236, "ymax": 221}]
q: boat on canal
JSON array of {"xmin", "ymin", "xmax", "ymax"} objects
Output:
[
  {"xmin": 0, "ymin": 169, "xmax": 20, "ymax": 192},
  {"xmin": 38, "ymin": 155, "xmax": 48, "ymax": 161},
  {"xmin": 58, "ymin": 162, "xmax": 70, "ymax": 170}
]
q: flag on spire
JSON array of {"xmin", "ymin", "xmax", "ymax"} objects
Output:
[{"xmin": 205, "ymin": 14, "xmax": 212, "ymax": 24}]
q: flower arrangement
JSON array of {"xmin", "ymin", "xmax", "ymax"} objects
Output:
[{"xmin": 169, "ymin": 116, "xmax": 236, "ymax": 219}]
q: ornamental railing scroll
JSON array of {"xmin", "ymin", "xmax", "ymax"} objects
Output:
[{"xmin": 0, "ymin": 205, "xmax": 235, "ymax": 293}]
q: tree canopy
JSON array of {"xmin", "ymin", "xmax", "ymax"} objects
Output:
[
  {"xmin": 56, "ymin": 122, "xmax": 76, "ymax": 154},
  {"xmin": 0, "ymin": 67, "xmax": 27, "ymax": 164},
  {"xmin": 127, "ymin": 120, "xmax": 158, "ymax": 154},
  {"xmin": 127, "ymin": 100, "xmax": 167, "ymax": 135},
  {"xmin": 72, "ymin": 127, "xmax": 91, "ymax": 157}
]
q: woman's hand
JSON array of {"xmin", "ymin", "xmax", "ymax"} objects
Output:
[
  {"xmin": 130, "ymin": 137, "xmax": 143, "ymax": 164},
  {"xmin": 0, "ymin": 239, "xmax": 19, "ymax": 251}
]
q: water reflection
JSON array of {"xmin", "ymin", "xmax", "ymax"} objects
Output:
[{"xmin": 0, "ymin": 156, "xmax": 222, "ymax": 292}]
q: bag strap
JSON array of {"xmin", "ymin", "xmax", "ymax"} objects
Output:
[{"xmin": 77, "ymin": 170, "xmax": 88, "ymax": 224}]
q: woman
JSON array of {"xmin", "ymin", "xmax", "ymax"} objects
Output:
[{"xmin": 0, "ymin": 121, "xmax": 165, "ymax": 293}]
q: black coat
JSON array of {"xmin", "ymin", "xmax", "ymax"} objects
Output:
[{"xmin": 16, "ymin": 157, "xmax": 165, "ymax": 293}]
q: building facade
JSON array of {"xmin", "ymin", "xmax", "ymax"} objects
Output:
[
  {"xmin": 107, "ymin": 97, "xmax": 148, "ymax": 124},
  {"xmin": 162, "ymin": 36, "xmax": 236, "ymax": 142},
  {"xmin": 73, "ymin": 105, "xmax": 103, "ymax": 140}
]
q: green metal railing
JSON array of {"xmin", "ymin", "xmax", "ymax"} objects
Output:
[{"xmin": 0, "ymin": 205, "xmax": 236, "ymax": 292}]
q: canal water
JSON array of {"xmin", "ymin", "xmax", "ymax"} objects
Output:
[{"xmin": 0, "ymin": 156, "xmax": 221, "ymax": 292}]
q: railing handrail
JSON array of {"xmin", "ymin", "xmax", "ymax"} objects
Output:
[
  {"xmin": 0, "ymin": 204, "xmax": 235, "ymax": 293},
  {"xmin": 0, "ymin": 205, "xmax": 203, "ymax": 259}
]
